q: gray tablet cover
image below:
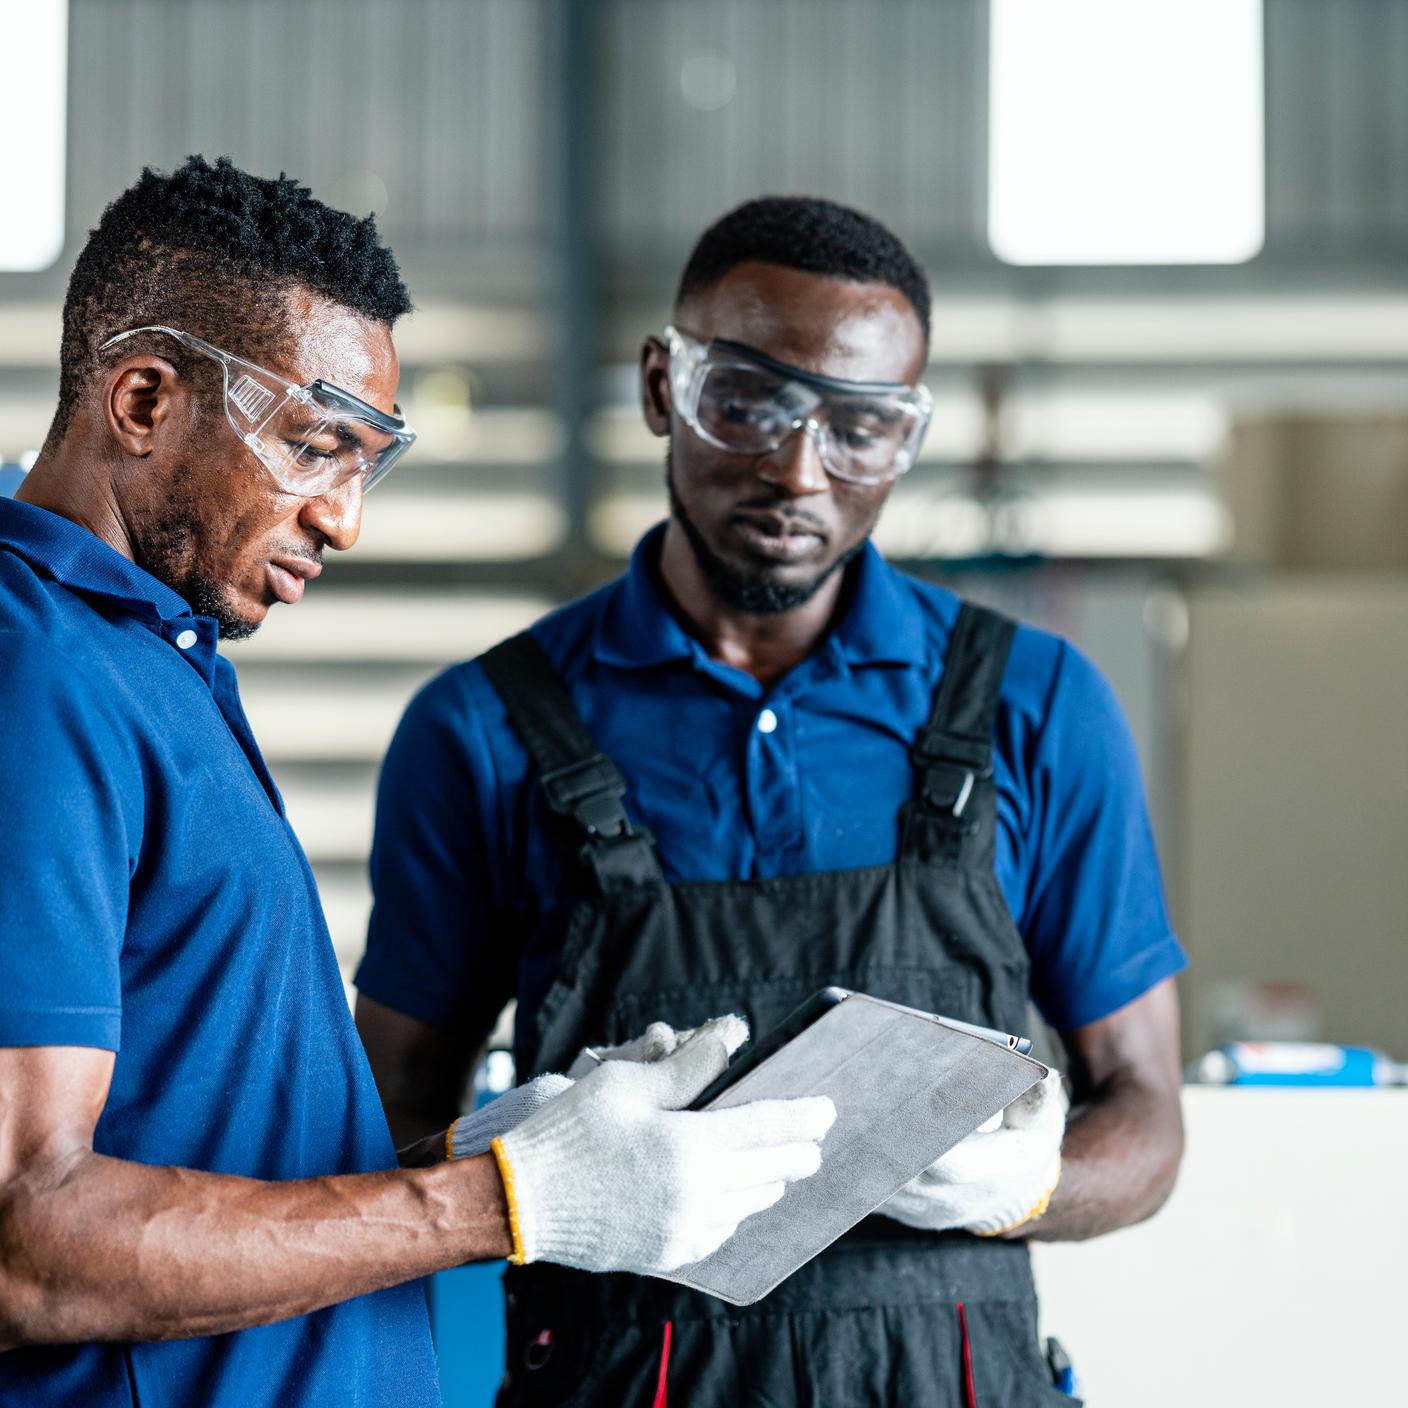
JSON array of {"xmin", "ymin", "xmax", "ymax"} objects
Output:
[{"xmin": 661, "ymin": 992, "xmax": 1048, "ymax": 1306}]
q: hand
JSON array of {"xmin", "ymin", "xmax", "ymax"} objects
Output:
[
  {"xmin": 565, "ymin": 1017, "xmax": 741, "ymax": 1078},
  {"xmin": 446, "ymin": 1073, "xmax": 575, "ymax": 1160},
  {"xmin": 450, "ymin": 1017, "xmax": 745, "ymax": 1160},
  {"xmin": 879, "ymin": 1070, "xmax": 1067, "ymax": 1236},
  {"xmin": 495, "ymin": 1015, "xmax": 836, "ymax": 1275}
]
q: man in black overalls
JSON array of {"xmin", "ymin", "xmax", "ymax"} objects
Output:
[{"xmin": 356, "ymin": 197, "xmax": 1187, "ymax": 1405}]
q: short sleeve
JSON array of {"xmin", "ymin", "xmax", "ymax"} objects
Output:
[
  {"xmin": 0, "ymin": 633, "xmax": 134, "ymax": 1049},
  {"xmin": 356, "ymin": 667, "xmax": 518, "ymax": 1038},
  {"xmin": 1019, "ymin": 643, "xmax": 1187, "ymax": 1030}
]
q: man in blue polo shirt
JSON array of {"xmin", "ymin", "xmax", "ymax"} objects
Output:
[
  {"xmin": 0, "ymin": 162, "xmax": 836, "ymax": 1408},
  {"xmin": 357, "ymin": 197, "xmax": 1188, "ymax": 1404}
]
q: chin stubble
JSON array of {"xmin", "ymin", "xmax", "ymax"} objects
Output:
[{"xmin": 664, "ymin": 449, "xmax": 870, "ymax": 616}]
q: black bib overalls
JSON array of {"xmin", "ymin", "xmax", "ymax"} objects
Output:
[{"xmin": 480, "ymin": 603, "xmax": 1075, "ymax": 1407}]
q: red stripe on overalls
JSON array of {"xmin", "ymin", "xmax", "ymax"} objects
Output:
[
  {"xmin": 651, "ymin": 1320, "xmax": 673, "ymax": 1408},
  {"xmin": 956, "ymin": 1302, "xmax": 978, "ymax": 1408}
]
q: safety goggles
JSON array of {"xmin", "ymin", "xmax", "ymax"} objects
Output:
[
  {"xmin": 665, "ymin": 325, "xmax": 931, "ymax": 486},
  {"xmin": 100, "ymin": 325, "xmax": 415, "ymax": 497}
]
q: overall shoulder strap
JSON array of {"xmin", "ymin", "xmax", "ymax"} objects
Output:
[
  {"xmin": 479, "ymin": 632, "xmax": 662, "ymax": 891},
  {"xmin": 900, "ymin": 602, "xmax": 1016, "ymax": 865}
]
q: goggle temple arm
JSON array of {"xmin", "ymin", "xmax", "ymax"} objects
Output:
[{"xmin": 306, "ymin": 378, "xmax": 412, "ymax": 437}]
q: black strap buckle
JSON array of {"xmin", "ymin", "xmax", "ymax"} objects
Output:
[
  {"xmin": 540, "ymin": 753, "xmax": 632, "ymax": 839},
  {"xmin": 920, "ymin": 760, "xmax": 979, "ymax": 818},
  {"xmin": 911, "ymin": 728, "xmax": 991, "ymax": 770},
  {"xmin": 910, "ymin": 732, "xmax": 992, "ymax": 820}
]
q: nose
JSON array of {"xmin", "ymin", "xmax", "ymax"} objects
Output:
[
  {"xmin": 754, "ymin": 421, "xmax": 830, "ymax": 497},
  {"xmin": 298, "ymin": 473, "xmax": 363, "ymax": 552}
]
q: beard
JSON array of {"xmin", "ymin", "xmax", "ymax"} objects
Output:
[
  {"xmin": 665, "ymin": 447, "xmax": 869, "ymax": 616},
  {"xmin": 173, "ymin": 568, "xmax": 259, "ymax": 641},
  {"xmin": 130, "ymin": 464, "xmax": 261, "ymax": 641}
]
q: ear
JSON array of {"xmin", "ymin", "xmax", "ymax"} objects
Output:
[
  {"xmin": 639, "ymin": 336, "xmax": 672, "ymax": 438},
  {"xmin": 103, "ymin": 356, "xmax": 187, "ymax": 458}
]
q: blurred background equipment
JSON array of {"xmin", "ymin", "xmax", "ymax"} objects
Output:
[
  {"xmin": 3, "ymin": 1, "xmax": 1407, "ymax": 1402},
  {"xmin": 1189, "ymin": 1040, "xmax": 1408, "ymax": 1086}
]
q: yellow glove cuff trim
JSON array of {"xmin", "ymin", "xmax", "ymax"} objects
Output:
[
  {"xmin": 444, "ymin": 1119, "xmax": 459, "ymax": 1163},
  {"xmin": 975, "ymin": 1162, "xmax": 1061, "ymax": 1238},
  {"xmin": 490, "ymin": 1136, "xmax": 528, "ymax": 1266}
]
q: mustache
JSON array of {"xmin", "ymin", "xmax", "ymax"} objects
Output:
[
  {"xmin": 269, "ymin": 542, "xmax": 325, "ymax": 567},
  {"xmin": 665, "ymin": 444, "xmax": 828, "ymax": 535},
  {"xmin": 732, "ymin": 498, "xmax": 829, "ymax": 534}
]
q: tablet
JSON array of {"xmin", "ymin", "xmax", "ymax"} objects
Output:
[
  {"xmin": 688, "ymin": 988, "xmax": 1035, "ymax": 1111},
  {"xmin": 687, "ymin": 987, "xmax": 850, "ymax": 1111},
  {"xmin": 661, "ymin": 989, "xmax": 1049, "ymax": 1306}
]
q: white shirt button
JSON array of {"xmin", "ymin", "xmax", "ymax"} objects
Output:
[
  {"xmin": 757, "ymin": 708, "xmax": 779, "ymax": 735},
  {"xmin": 175, "ymin": 629, "xmax": 198, "ymax": 650}
]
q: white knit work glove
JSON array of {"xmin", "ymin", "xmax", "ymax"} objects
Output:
[
  {"xmin": 565, "ymin": 1020, "xmax": 690, "ymax": 1078},
  {"xmin": 446, "ymin": 1073, "xmax": 575, "ymax": 1160},
  {"xmin": 879, "ymin": 1070, "xmax": 1067, "ymax": 1236},
  {"xmin": 493, "ymin": 1015, "xmax": 837, "ymax": 1275},
  {"xmin": 453, "ymin": 1022, "xmax": 704, "ymax": 1158}
]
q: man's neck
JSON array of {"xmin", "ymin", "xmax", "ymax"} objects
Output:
[
  {"xmin": 657, "ymin": 519, "xmax": 847, "ymax": 688},
  {"xmin": 15, "ymin": 436, "xmax": 136, "ymax": 563}
]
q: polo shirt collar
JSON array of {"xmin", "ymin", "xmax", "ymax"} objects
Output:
[
  {"xmin": 593, "ymin": 525, "xmax": 697, "ymax": 669},
  {"xmin": 592, "ymin": 522, "xmax": 928, "ymax": 673},
  {"xmin": 829, "ymin": 539, "xmax": 928, "ymax": 669},
  {"xmin": 0, "ymin": 496, "xmax": 221, "ymax": 683}
]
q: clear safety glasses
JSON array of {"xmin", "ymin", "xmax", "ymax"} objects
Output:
[
  {"xmin": 665, "ymin": 325, "xmax": 932, "ymax": 486},
  {"xmin": 100, "ymin": 325, "xmax": 415, "ymax": 497}
]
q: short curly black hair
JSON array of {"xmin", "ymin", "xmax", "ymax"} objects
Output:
[
  {"xmin": 49, "ymin": 155, "xmax": 411, "ymax": 443},
  {"xmin": 676, "ymin": 196, "xmax": 930, "ymax": 342}
]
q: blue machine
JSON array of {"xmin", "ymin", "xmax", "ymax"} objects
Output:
[
  {"xmin": 428, "ymin": 1261, "xmax": 505, "ymax": 1404},
  {"xmin": 1192, "ymin": 1041, "xmax": 1408, "ymax": 1087},
  {"xmin": 429, "ymin": 1066, "xmax": 511, "ymax": 1404}
]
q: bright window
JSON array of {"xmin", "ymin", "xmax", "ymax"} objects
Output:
[
  {"xmin": 988, "ymin": 0, "xmax": 1264, "ymax": 266},
  {"xmin": 0, "ymin": 0, "xmax": 68, "ymax": 272}
]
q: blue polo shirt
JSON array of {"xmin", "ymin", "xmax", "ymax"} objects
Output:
[
  {"xmin": 0, "ymin": 498, "xmax": 440, "ymax": 1408},
  {"xmin": 358, "ymin": 525, "xmax": 1185, "ymax": 1052}
]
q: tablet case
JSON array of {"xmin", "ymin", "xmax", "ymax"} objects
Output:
[{"xmin": 660, "ymin": 992, "xmax": 1048, "ymax": 1305}]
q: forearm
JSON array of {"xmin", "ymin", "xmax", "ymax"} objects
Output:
[
  {"xmin": 0, "ymin": 1146, "xmax": 510, "ymax": 1349},
  {"xmin": 396, "ymin": 1128, "xmax": 451, "ymax": 1168},
  {"xmin": 385, "ymin": 1104, "xmax": 455, "ymax": 1156},
  {"xmin": 354, "ymin": 995, "xmax": 482, "ymax": 1152},
  {"xmin": 1016, "ymin": 1075, "xmax": 1183, "ymax": 1242}
]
